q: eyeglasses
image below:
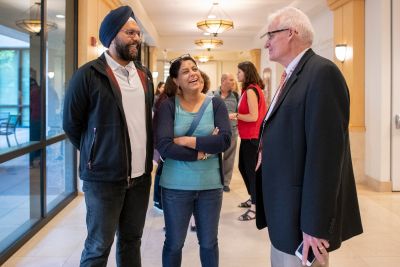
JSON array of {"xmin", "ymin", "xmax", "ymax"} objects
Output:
[
  {"xmin": 169, "ymin": 53, "xmax": 193, "ymax": 64},
  {"xmin": 266, "ymin": 28, "xmax": 289, "ymax": 40},
  {"xmin": 120, "ymin": 29, "xmax": 142, "ymax": 38}
]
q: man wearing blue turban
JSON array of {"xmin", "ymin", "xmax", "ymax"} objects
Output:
[{"xmin": 63, "ymin": 5, "xmax": 154, "ymax": 267}]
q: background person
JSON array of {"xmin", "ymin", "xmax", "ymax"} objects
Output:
[
  {"xmin": 153, "ymin": 77, "xmax": 177, "ymax": 212},
  {"xmin": 212, "ymin": 73, "xmax": 239, "ymax": 192},
  {"xmin": 29, "ymin": 74, "xmax": 41, "ymax": 167},
  {"xmin": 199, "ymin": 70, "xmax": 210, "ymax": 94},
  {"xmin": 256, "ymin": 7, "xmax": 363, "ymax": 267},
  {"xmin": 153, "ymin": 81, "xmax": 165, "ymax": 111},
  {"xmin": 156, "ymin": 55, "xmax": 231, "ymax": 267},
  {"xmin": 234, "ymin": 61, "xmax": 266, "ymax": 221},
  {"xmin": 63, "ymin": 6, "xmax": 154, "ymax": 266}
]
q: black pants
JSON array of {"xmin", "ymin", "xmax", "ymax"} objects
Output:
[{"xmin": 238, "ymin": 139, "xmax": 259, "ymax": 205}]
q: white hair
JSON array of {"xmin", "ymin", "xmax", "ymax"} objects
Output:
[{"xmin": 267, "ymin": 6, "xmax": 314, "ymax": 46}]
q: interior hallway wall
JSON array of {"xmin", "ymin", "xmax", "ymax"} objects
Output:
[
  {"xmin": 364, "ymin": 0, "xmax": 392, "ymax": 190},
  {"xmin": 78, "ymin": 0, "xmax": 122, "ymax": 66}
]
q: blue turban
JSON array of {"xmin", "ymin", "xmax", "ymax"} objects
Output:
[{"xmin": 99, "ymin": 5, "xmax": 136, "ymax": 48}]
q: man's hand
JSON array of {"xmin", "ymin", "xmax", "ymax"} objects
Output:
[{"xmin": 302, "ymin": 232, "xmax": 329, "ymax": 266}]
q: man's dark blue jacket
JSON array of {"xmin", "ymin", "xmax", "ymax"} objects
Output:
[{"xmin": 63, "ymin": 53, "xmax": 154, "ymax": 182}]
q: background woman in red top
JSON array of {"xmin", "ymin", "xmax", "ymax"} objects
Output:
[{"xmin": 234, "ymin": 61, "xmax": 267, "ymax": 221}]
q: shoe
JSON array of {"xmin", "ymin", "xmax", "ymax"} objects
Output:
[
  {"xmin": 223, "ymin": 186, "xmax": 230, "ymax": 192},
  {"xmin": 238, "ymin": 199, "xmax": 252, "ymax": 208},
  {"xmin": 153, "ymin": 203, "xmax": 163, "ymax": 212},
  {"xmin": 238, "ymin": 209, "xmax": 256, "ymax": 221}
]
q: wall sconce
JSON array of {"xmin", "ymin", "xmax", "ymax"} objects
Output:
[{"xmin": 335, "ymin": 44, "xmax": 347, "ymax": 62}]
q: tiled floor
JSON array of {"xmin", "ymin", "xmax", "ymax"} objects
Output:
[{"xmin": 3, "ymin": 168, "xmax": 400, "ymax": 267}]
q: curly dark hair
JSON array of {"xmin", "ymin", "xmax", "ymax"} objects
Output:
[{"xmin": 238, "ymin": 61, "xmax": 264, "ymax": 90}]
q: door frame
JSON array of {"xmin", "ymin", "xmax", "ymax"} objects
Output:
[{"xmin": 391, "ymin": 0, "xmax": 400, "ymax": 191}]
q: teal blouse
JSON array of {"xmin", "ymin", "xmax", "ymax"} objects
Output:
[{"xmin": 160, "ymin": 97, "xmax": 222, "ymax": 190}]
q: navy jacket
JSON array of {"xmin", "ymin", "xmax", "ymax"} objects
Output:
[
  {"xmin": 63, "ymin": 53, "xmax": 154, "ymax": 182},
  {"xmin": 256, "ymin": 49, "xmax": 363, "ymax": 254}
]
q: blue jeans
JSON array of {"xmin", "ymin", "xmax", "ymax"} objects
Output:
[
  {"xmin": 153, "ymin": 162, "xmax": 163, "ymax": 209},
  {"xmin": 161, "ymin": 188, "xmax": 223, "ymax": 267},
  {"xmin": 80, "ymin": 174, "xmax": 151, "ymax": 267}
]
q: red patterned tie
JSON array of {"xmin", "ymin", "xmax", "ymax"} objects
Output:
[
  {"xmin": 255, "ymin": 71, "xmax": 287, "ymax": 171},
  {"xmin": 275, "ymin": 71, "xmax": 287, "ymax": 100}
]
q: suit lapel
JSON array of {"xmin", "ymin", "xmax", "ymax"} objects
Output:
[{"xmin": 266, "ymin": 49, "xmax": 315, "ymax": 122}]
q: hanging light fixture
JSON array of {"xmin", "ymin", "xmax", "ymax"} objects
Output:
[
  {"xmin": 194, "ymin": 38, "xmax": 223, "ymax": 50},
  {"xmin": 196, "ymin": 2, "xmax": 234, "ymax": 36},
  {"xmin": 194, "ymin": 55, "xmax": 213, "ymax": 63},
  {"xmin": 16, "ymin": 2, "xmax": 57, "ymax": 34}
]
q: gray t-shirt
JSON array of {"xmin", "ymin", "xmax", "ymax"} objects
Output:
[{"xmin": 212, "ymin": 89, "xmax": 238, "ymax": 132}]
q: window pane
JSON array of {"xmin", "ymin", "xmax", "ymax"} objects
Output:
[
  {"xmin": 46, "ymin": 140, "xmax": 75, "ymax": 212},
  {"xmin": 0, "ymin": 0, "xmax": 76, "ymax": 262},
  {"xmin": 0, "ymin": 153, "xmax": 41, "ymax": 253},
  {"xmin": 46, "ymin": 1, "xmax": 66, "ymax": 137},
  {"xmin": 0, "ymin": 2, "xmax": 41, "ymax": 154}
]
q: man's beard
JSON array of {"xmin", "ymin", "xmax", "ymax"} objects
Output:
[{"xmin": 115, "ymin": 37, "xmax": 139, "ymax": 62}]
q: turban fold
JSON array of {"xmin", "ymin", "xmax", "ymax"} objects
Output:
[{"xmin": 99, "ymin": 5, "xmax": 136, "ymax": 48}]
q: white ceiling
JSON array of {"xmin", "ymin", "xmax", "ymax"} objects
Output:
[{"xmin": 131, "ymin": 0, "xmax": 329, "ymax": 56}]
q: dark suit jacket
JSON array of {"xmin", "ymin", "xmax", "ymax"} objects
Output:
[{"xmin": 256, "ymin": 49, "xmax": 363, "ymax": 255}]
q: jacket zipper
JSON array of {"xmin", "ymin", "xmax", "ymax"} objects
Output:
[
  {"xmin": 125, "ymin": 129, "xmax": 131, "ymax": 181},
  {"xmin": 87, "ymin": 127, "xmax": 97, "ymax": 170}
]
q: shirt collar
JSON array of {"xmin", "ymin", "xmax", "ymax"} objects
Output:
[
  {"xmin": 104, "ymin": 51, "xmax": 135, "ymax": 72},
  {"xmin": 285, "ymin": 47, "xmax": 310, "ymax": 76}
]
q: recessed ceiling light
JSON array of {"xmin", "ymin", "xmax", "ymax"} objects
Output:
[
  {"xmin": 203, "ymin": 32, "xmax": 211, "ymax": 36},
  {"xmin": 56, "ymin": 14, "xmax": 65, "ymax": 19}
]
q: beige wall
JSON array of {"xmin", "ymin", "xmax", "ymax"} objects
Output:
[
  {"xmin": 328, "ymin": 0, "xmax": 365, "ymax": 131},
  {"xmin": 78, "ymin": 0, "xmax": 122, "ymax": 66},
  {"xmin": 364, "ymin": 0, "xmax": 392, "ymax": 190}
]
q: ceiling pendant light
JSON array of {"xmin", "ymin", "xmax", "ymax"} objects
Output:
[
  {"xmin": 16, "ymin": 2, "xmax": 57, "ymax": 35},
  {"xmin": 196, "ymin": 2, "xmax": 234, "ymax": 36},
  {"xmin": 194, "ymin": 38, "xmax": 223, "ymax": 50},
  {"xmin": 195, "ymin": 55, "xmax": 213, "ymax": 63}
]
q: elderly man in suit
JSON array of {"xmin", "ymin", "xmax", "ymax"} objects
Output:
[{"xmin": 256, "ymin": 7, "xmax": 363, "ymax": 267}]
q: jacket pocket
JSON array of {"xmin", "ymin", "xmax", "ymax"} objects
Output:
[
  {"xmin": 87, "ymin": 127, "xmax": 97, "ymax": 170},
  {"xmin": 83, "ymin": 124, "xmax": 127, "ymax": 176}
]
